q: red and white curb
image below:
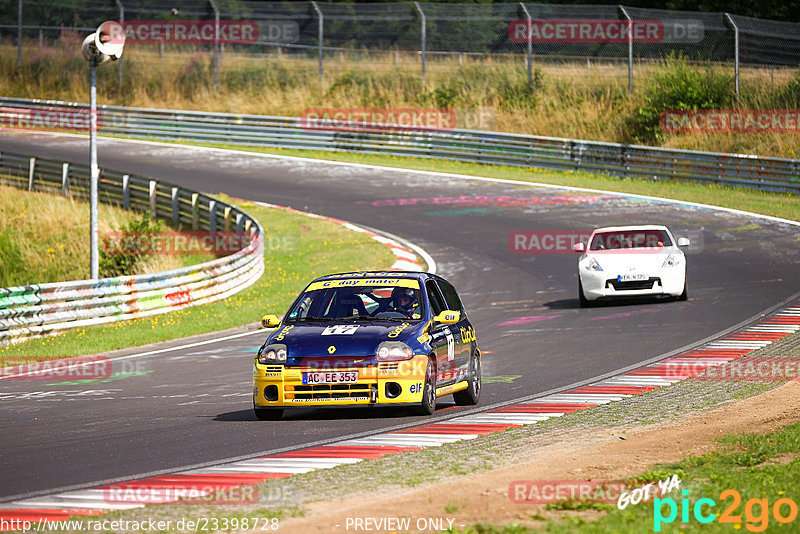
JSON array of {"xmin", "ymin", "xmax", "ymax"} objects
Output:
[{"xmin": 2, "ymin": 302, "xmax": 798, "ymax": 526}]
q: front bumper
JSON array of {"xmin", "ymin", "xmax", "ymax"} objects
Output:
[
  {"xmin": 580, "ymin": 268, "xmax": 685, "ymax": 301},
  {"xmin": 253, "ymin": 354, "xmax": 428, "ymax": 408}
]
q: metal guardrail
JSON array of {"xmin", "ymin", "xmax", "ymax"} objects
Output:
[
  {"xmin": 0, "ymin": 149, "xmax": 264, "ymax": 344},
  {"xmin": 1, "ymin": 97, "xmax": 797, "ymax": 194}
]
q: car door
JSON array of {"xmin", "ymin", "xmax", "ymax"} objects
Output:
[
  {"xmin": 424, "ymin": 279, "xmax": 458, "ymax": 387},
  {"xmin": 434, "ymin": 278, "xmax": 473, "ymax": 383}
]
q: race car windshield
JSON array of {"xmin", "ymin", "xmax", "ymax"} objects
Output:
[
  {"xmin": 285, "ymin": 285, "xmax": 423, "ymax": 323},
  {"xmin": 589, "ymin": 230, "xmax": 672, "ymax": 250}
]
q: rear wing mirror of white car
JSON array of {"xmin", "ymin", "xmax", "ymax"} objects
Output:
[
  {"xmin": 572, "ymin": 242, "xmax": 586, "ymax": 253},
  {"xmin": 677, "ymin": 237, "xmax": 691, "ymax": 247}
]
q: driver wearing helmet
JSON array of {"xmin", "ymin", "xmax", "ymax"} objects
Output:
[{"xmin": 391, "ymin": 287, "xmax": 419, "ymax": 318}]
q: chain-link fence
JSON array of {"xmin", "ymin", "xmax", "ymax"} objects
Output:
[{"xmin": 1, "ymin": 1, "xmax": 799, "ymax": 91}]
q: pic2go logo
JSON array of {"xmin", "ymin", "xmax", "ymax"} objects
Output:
[{"xmin": 654, "ymin": 489, "xmax": 799, "ymax": 532}]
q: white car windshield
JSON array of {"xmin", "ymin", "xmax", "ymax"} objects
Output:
[
  {"xmin": 286, "ymin": 284, "xmax": 423, "ymax": 323},
  {"xmin": 590, "ymin": 230, "xmax": 672, "ymax": 250}
]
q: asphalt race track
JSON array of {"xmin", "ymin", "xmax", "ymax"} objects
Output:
[{"xmin": 1, "ymin": 132, "xmax": 798, "ymax": 501}]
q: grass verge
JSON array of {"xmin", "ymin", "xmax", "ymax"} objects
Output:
[
  {"xmin": 0, "ymin": 183, "xmax": 196, "ymax": 286},
  {"xmin": 0, "ymin": 195, "xmax": 395, "ymax": 364}
]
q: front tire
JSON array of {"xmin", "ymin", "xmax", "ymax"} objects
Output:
[
  {"xmin": 578, "ymin": 278, "xmax": 591, "ymax": 308},
  {"xmin": 454, "ymin": 349, "xmax": 481, "ymax": 406},
  {"xmin": 254, "ymin": 407, "xmax": 283, "ymax": 421},
  {"xmin": 413, "ymin": 358, "xmax": 437, "ymax": 416},
  {"xmin": 678, "ymin": 278, "xmax": 688, "ymax": 301}
]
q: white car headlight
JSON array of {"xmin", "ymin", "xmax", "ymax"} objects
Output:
[
  {"xmin": 375, "ymin": 341, "xmax": 414, "ymax": 362},
  {"xmin": 662, "ymin": 254, "xmax": 682, "ymax": 268},
  {"xmin": 585, "ymin": 258, "xmax": 603, "ymax": 272},
  {"xmin": 258, "ymin": 344, "xmax": 287, "ymax": 364}
]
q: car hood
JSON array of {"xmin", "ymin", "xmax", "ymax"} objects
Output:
[
  {"xmin": 584, "ymin": 248, "xmax": 682, "ymax": 272},
  {"xmin": 267, "ymin": 321, "xmax": 421, "ymax": 362}
]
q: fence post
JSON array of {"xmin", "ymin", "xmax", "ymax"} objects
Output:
[
  {"xmin": 414, "ymin": 2, "xmax": 426, "ymax": 87},
  {"xmin": 171, "ymin": 187, "xmax": 180, "ymax": 225},
  {"xmin": 61, "ymin": 163, "xmax": 69, "ymax": 196},
  {"xmin": 122, "ymin": 174, "xmax": 130, "ymax": 209},
  {"xmin": 149, "ymin": 180, "xmax": 158, "ymax": 219},
  {"xmin": 235, "ymin": 212, "xmax": 243, "ymax": 233},
  {"xmin": 519, "ymin": 3, "xmax": 533, "ymax": 86},
  {"xmin": 17, "ymin": 0, "xmax": 22, "ymax": 68},
  {"xmin": 724, "ymin": 13, "xmax": 740, "ymax": 99},
  {"xmin": 209, "ymin": 200, "xmax": 218, "ymax": 232},
  {"xmin": 209, "ymin": 0, "xmax": 219, "ymax": 90},
  {"xmin": 191, "ymin": 193, "xmax": 199, "ymax": 230},
  {"xmin": 115, "ymin": 0, "xmax": 124, "ymax": 88},
  {"xmin": 618, "ymin": 5, "xmax": 633, "ymax": 93},
  {"xmin": 223, "ymin": 206, "xmax": 232, "ymax": 232},
  {"xmin": 311, "ymin": 1, "xmax": 324, "ymax": 80},
  {"xmin": 27, "ymin": 157, "xmax": 35, "ymax": 191}
]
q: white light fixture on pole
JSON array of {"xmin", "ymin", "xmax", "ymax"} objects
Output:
[{"xmin": 81, "ymin": 21, "xmax": 124, "ymax": 280}]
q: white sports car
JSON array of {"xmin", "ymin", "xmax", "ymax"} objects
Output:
[{"xmin": 573, "ymin": 225, "xmax": 690, "ymax": 307}]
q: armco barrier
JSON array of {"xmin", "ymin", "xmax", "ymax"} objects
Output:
[
  {"xmin": 0, "ymin": 150, "xmax": 264, "ymax": 344},
  {"xmin": 1, "ymin": 97, "xmax": 799, "ymax": 193}
]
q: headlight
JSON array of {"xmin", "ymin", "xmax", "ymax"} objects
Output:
[
  {"xmin": 585, "ymin": 258, "xmax": 603, "ymax": 272},
  {"xmin": 662, "ymin": 254, "xmax": 682, "ymax": 268},
  {"xmin": 258, "ymin": 344, "xmax": 287, "ymax": 364},
  {"xmin": 375, "ymin": 341, "xmax": 414, "ymax": 361}
]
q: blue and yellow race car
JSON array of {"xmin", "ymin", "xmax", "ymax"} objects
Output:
[{"xmin": 253, "ymin": 271, "xmax": 481, "ymax": 420}]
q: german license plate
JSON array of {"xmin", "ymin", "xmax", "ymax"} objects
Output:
[
  {"xmin": 302, "ymin": 371, "xmax": 358, "ymax": 384},
  {"xmin": 618, "ymin": 274, "xmax": 648, "ymax": 282}
]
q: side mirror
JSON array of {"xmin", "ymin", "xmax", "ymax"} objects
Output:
[
  {"xmin": 434, "ymin": 310, "xmax": 460, "ymax": 324},
  {"xmin": 261, "ymin": 314, "xmax": 280, "ymax": 328},
  {"xmin": 572, "ymin": 242, "xmax": 586, "ymax": 253},
  {"xmin": 677, "ymin": 237, "xmax": 691, "ymax": 247}
]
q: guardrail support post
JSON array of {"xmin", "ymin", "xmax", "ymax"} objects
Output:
[
  {"xmin": 235, "ymin": 212, "xmax": 243, "ymax": 233},
  {"xmin": 619, "ymin": 5, "xmax": 633, "ymax": 93},
  {"xmin": 27, "ymin": 157, "xmax": 35, "ymax": 191},
  {"xmin": 414, "ymin": 2, "xmax": 426, "ymax": 87},
  {"xmin": 171, "ymin": 187, "xmax": 180, "ymax": 225},
  {"xmin": 61, "ymin": 163, "xmax": 69, "ymax": 196},
  {"xmin": 223, "ymin": 206, "xmax": 232, "ymax": 232},
  {"xmin": 244, "ymin": 219, "xmax": 252, "ymax": 233},
  {"xmin": 191, "ymin": 193, "xmax": 200, "ymax": 230},
  {"xmin": 519, "ymin": 2, "xmax": 533, "ymax": 86},
  {"xmin": 122, "ymin": 174, "xmax": 130, "ymax": 209},
  {"xmin": 724, "ymin": 13, "xmax": 740, "ymax": 99},
  {"xmin": 311, "ymin": 1, "xmax": 324, "ymax": 80},
  {"xmin": 209, "ymin": 200, "xmax": 218, "ymax": 232},
  {"xmin": 149, "ymin": 180, "xmax": 158, "ymax": 219}
]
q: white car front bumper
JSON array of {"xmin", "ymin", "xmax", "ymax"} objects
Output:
[{"xmin": 579, "ymin": 267, "xmax": 685, "ymax": 301}]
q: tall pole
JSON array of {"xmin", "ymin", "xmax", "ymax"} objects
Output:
[
  {"xmin": 519, "ymin": 2, "xmax": 533, "ymax": 85},
  {"xmin": 311, "ymin": 1, "xmax": 323, "ymax": 80},
  {"xmin": 89, "ymin": 57, "xmax": 99, "ymax": 280},
  {"xmin": 724, "ymin": 13, "xmax": 740, "ymax": 99},
  {"xmin": 209, "ymin": 0, "xmax": 219, "ymax": 90},
  {"xmin": 116, "ymin": 0, "xmax": 124, "ymax": 88},
  {"xmin": 17, "ymin": 0, "xmax": 22, "ymax": 67},
  {"xmin": 414, "ymin": 2, "xmax": 426, "ymax": 87},
  {"xmin": 619, "ymin": 5, "xmax": 633, "ymax": 93}
]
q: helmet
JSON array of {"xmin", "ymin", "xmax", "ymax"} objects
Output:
[{"xmin": 391, "ymin": 287, "xmax": 417, "ymax": 312}]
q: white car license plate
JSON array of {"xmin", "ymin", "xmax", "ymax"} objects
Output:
[
  {"xmin": 303, "ymin": 371, "xmax": 358, "ymax": 384},
  {"xmin": 618, "ymin": 274, "xmax": 648, "ymax": 282}
]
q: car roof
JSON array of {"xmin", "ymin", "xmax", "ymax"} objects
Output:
[
  {"xmin": 591, "ymin": 225, "xmax": 670, "ymax": 233},
  {"xmin": 312, "ymin": 271, "xmax": 430, "ymax": 283}
]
